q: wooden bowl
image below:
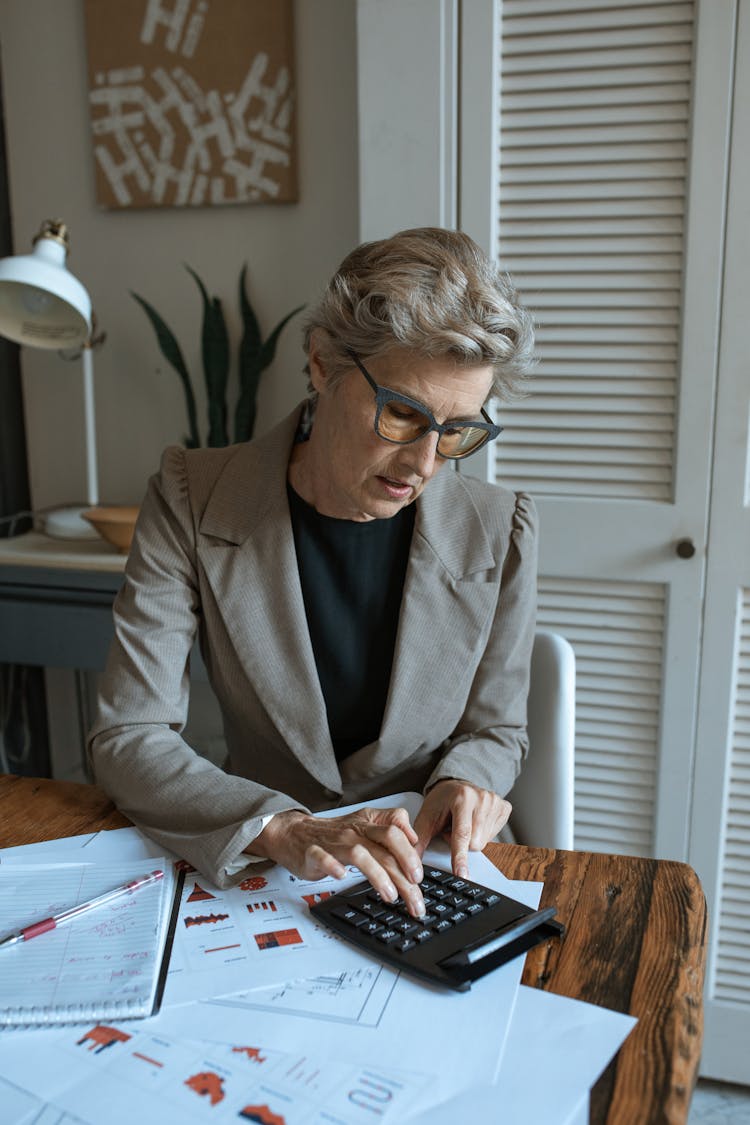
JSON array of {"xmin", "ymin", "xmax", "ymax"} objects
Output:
[{"xmin": 81, "ymin": 505, "xmax": 140, "ymax": 553}]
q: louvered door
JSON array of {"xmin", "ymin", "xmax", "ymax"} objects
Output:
[
  {"xmin": 460, "ymin": 0, "xmax": 731, "ymax": 859},
  {"xmin": 688, "ymin": 0, "xmax": 750, "ymax": 1080}
]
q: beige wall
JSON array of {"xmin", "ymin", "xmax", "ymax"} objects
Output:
[{"xmin": 0, "ymin": 0, "xmax": 359, "ymax": 509}]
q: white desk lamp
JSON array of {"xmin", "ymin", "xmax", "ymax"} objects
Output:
[{"xmin": 0, "ymin": 219, "xmax": 100, "ymax": 539}]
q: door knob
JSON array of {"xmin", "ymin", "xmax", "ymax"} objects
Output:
[{"xmin": 676, "ymin": 538, "xmax": 696, "ymax": 559}]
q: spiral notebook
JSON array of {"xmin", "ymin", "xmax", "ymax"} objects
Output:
[{"xmin": 0, "ymin": 858, "xmax": 182, "ymax": 1029}]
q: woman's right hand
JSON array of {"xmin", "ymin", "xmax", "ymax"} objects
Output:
[{"xmin": 246, "ymin": 805, "xmax": 426, "ymax": 918}]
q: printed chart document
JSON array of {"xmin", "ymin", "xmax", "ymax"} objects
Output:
[
  {"xmin": 0, "ymin": 1020, "xmax": 429, "ymax": 1125},
  {"xmin": 0, "ymin": 859, "xmax": 180, "ymax": 1029}
]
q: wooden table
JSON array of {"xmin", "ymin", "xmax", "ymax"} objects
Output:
[{"xmin": 0, "ymin": 774, "xmax": 706, "ymax": 1124}]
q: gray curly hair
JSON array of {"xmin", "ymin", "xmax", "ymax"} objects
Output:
[{"xmin": 303, "ymin": 227, "xmax": 534, "ymax": 400}]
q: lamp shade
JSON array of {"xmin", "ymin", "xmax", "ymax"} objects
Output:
[{"xmin": 0, "ymin": 220, "xmax": 91, "ymax": 349}]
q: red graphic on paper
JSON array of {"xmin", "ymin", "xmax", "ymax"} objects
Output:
[
  {"xmin": 76, "ymin": 1025, "xmax": 132, "ymax": 1054},
  {"xmin": 185, "ymin": 1070, "xmax": 225, "ymax": 1105},
  {"xmin": 246, "ymin": 900, "xmax": 277, "ymax": 914},
  {"xmin": 301, "ymin": 891, "xmax": 333, "ymax": 907},
  {"xmin": 232, "ymin": 1045, "xmax": 267, "ymax": 1064},
  {"xmin": 239, "ymin": 875, "xmax": 268, "ymax": 891},
  {"xmin": 239, "ymin": 1105, "xmax": 286, "ymax": 1124},
  {"xmin": 174, "ymin": 858, "xmax": 196, "ymax": 873},
  {"xmin": 185, "ymin": 912, "xmax": 229, "ymax": 927},
  {"xmin": 187, "ymin": 882, "xmax": 216, "ymax": 902},
  {"xmin": 254, "ymin": 928, "xmax": 302, "ymax": 951},
  {"xmin": 133, "ymin": 1051, "xmax": 164, "ymax": 1067}
]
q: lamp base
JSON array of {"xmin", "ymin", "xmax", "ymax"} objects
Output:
[{"xmin": 43, "ymin": 506, "xmax": 99, "ymax": 540}]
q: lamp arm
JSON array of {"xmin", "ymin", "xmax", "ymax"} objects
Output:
[{"xmin": 81, "ymin": 343, "xmax": 99, "ymax": 507}]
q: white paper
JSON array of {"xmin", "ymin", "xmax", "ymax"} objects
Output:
[{"xmin": 403, "ymin": 984, "xmax": 637, "ymax": 1124}]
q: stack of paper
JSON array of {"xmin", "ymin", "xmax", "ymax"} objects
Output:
[{"xmin": 0, "ymin": 796, "xmax": 636, "ymax": 1124}]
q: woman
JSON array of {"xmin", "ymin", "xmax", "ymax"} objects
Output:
[{"xmin": 89, "ymin": 227, "xmax": 537, "ymax": 920}]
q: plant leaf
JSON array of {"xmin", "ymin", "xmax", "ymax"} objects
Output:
[
  {"xmin": 131, "ymin": 291, "xmax": 200, "ymax": 448},
  {"xmin": 186, "ymin": 265, "xmax": 229, "ymax": 446},
  {"xmin": 238, "ymin": 263, "xmax": 262, "ymax": 365},
  {"xmin": 258, "ymin": 305, "xmax": 305, "ymax": 372},
  {"xmin": 234, "ymin": 299, "xmax": 304, "ymax": 443},
  {"xmin": 234, "ymin": 266, "xmax": 262, "ymax": 442}
]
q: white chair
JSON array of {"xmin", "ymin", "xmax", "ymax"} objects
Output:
[{"xmin": 507, "ymin": 630, "xmax": 576, "ymax": 850}]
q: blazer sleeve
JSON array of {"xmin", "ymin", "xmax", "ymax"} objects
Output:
[
  {"xmin": 423, "ymin": 491, "xmax": 538, "ymax": 799},
  {"xmin": 88, "ymin": 446, "xmax": 306, "ymax": 887}
]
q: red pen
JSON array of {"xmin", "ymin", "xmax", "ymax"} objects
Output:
[{"xmin": 0, "ymin": 869, "xmax": 164, "ymax": 949}]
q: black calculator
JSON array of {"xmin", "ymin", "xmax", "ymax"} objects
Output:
[{"xmin": 310, "ymin": 865, "xmax": 564, "ymax": 992}]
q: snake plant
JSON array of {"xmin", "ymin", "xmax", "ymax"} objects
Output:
[{"xmin": 132, "ymin": 265, "xmax": 303, "ymax": 448}]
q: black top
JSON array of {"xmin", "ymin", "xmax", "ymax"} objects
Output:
[{"xmin": 287, "ymin": 485, "xmax": 415, "ymax": 760}]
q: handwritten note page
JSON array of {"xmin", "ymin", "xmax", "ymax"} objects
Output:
[{"xmin": 0, "ymin": 860, "xmax": 174, "ymax": 1025}]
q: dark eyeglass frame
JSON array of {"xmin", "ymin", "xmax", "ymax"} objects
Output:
[{"xmin": 346, "ymin": 349, "xmax": 503, "ymax": 460}]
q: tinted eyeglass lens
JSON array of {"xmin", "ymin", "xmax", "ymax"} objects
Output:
[
  {"xmin": 437, "ymin": 426, "xmax": 489, "ymax": 457},
  {"xmin": 378, "ymin": 400, "xmax": 433, "ymax": 442}
]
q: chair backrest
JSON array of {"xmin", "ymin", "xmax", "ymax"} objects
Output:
[{"xmin": 508, "ymin": 630, "xmax": 576, "ymax": 850}]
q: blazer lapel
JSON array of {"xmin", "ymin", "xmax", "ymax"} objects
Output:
[
  {"xmin": 195, "ymin": 411, "xmax": 342, "ymax": 794},
  {"xmin": 354, "ymin": 469, "xmax": 504, "ymax": 777}
]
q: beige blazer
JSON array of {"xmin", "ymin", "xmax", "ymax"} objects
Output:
[{"xmin": 89, "ymin": 406, "xmax": 538, "ymax": 886}]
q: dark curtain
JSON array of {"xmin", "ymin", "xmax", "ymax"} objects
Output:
[{"xmin": 0, "ymin": 50, "xmax": 50, "ymax": 776}]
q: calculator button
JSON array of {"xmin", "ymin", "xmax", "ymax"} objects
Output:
[
  {"xmin": 424, "ymin": 868, "xmax": 451, "ymax": 883},
  {"xmin": 464, "ymin": 885, "xmax": 484, "ymax": 899},
  {"xmin": 331, "ymin": 906, "xmax": 368, "ymax": 928},
  {"xmin": 420, "ymin": 913, "xmax": 438, "ymax": 926},
  {"xmin": 380, "ymin": 912, "xmax": 401, "ymax": 926},
  {"xmin": 395, "ymin": 919, "xmax": 420, "ymax": 935},
  {"xmin": 466, "ymin": 902, "xmax": 485, "ymax": 916},
  {"xmin": 433, "ymin": 902, "xmax": 452, "ymax": 916},
  {"xmin": 434, "ymin": 919, "xmax": 453, "ymax": 934},
  {"xmin": 430, "ymin": 886, "xmax": 449, "ymax": 900},
  {"xmin": 396, "ymin": 937, "xmax": 417, "ymax": 953},
  {"xmin": 360, "ymin": 901, "xmax": 387, "ymax": 918},
  {"xmin": 482, "ymin": 892, "xmax": 501, "ymax": 907},
  {"xmin": 414, "ymin": 928, "xmax": 434, "ymax": 943},
  {"xmin": 376, "ymin": 929, "xmax": 400, "ymax": 944},
  {"xmin": 362, "ymin": 921, "xmax": 384, "ymax": 937},
  {"xmin": 446, "ymin": 878, "xmax": 469, "ymax": 891},
  {"xmin": 449, "ymin": 910, "xmax": 469, "ymax": 925},
  {"xmin": 446, "ymin": 894, "xmax": 468, "ymax": 908}
]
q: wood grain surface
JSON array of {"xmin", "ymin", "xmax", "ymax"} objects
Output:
[{"xmin": 0, "ymin": 775, "xmax": 706, "ymax": 1124}]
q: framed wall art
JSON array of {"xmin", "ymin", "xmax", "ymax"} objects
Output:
[{"xmin": 84, "ymin": 0, "xmax": 297, "ymax": 209}]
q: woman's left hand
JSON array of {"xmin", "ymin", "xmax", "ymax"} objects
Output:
[{"xmin": 412, "ymin": 778, "xmax": 511, "ymax": 878}]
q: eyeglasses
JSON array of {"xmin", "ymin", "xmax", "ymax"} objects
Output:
[{"xmin": 346, "ymin": 349, "xmax": 502, "ymax": 460}]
